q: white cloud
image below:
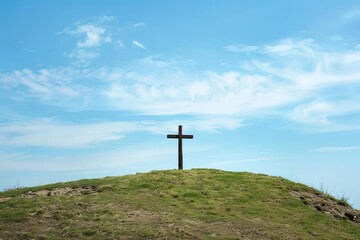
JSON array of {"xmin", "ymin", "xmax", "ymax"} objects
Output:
[
  {"xmin": 102, "ymin": 64, "xmax": 300, "ymax": 115},
  {"xmin": 225, "ymin": 39, "xmax": 316, "ymax": 59},
  {"xmin": 76, "ymin": 25, "xmax": 109, "ymax": 48},
  {"xmin": 97, "ymin": 15, "xmax": 116, "ymax": 23},
  {"xmin": 64, "ymin": 24, "xmax": 112, "ymax": 48},
  {"xmin": 133, "ymin": 22, "xmax": 145, "ymax": 28},
  {"xmin": 222, "ymin": 38, "xmax": 360, "ymax": 131},
  {"xmin": 2, "ymin": 38, "xmax": 360, "ymax": 132},
  {"xmin": 132, "ymin": 40, "xmax": 146, "ymax": 50},
  {"xmin": 291, "ymin": 101, "xmax": 336, "ymax": 121},
  {"xmin": 66, "ymin": 49, "xmax": 99, "ymax": 64},
  {"xmin": 60, "ymin": 22, "xmax": 113, "ymax": 64},
  {"xmin": 0, "ymin": 68, "xmax": 79, "ymax": 99},
  {"xmin": 313, "ymin": 146, "xmax": 360, "ymax": 152},
  {"xmin": 159, "ymin": 118, "xmax": 242, "ymax": 132},
  {"xmin": 289, "ymin": 100, "xmax": 360, "ymax": 131},
  {"xmin": 263, "ymin": 38, "xmax": 316, "ymax": 59}
]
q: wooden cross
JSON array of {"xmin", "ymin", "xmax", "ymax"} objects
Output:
[{"xmin": 167, "ymin": 125, "xmax": 194, "ymax": 170}]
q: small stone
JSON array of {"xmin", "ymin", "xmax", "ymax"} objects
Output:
[
  {"xmin": 345, "ymin": 212, "xmax": 356, "ymax": 221},
  {"xmin": 315, "ymin": 205, "xmax": 323, "ymax": 211},
  {"xmin": 355, "ymin": 215, "xmax": 360, "ymax": 223},
  {"xmin": 38, "ymin": 234, "xmax": 47, "ymax": 240}
]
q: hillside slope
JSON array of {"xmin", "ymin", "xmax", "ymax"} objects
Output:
[{"xmin": 0, "ymin": 169, "xmax": 359, "ymax": 239}]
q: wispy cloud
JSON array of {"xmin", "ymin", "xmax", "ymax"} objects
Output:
[
  {"xmin": 0, "ymin": 120, "xmax": 128, "ymax": 148},
  {"xmin": 132, "ymin": 40, "xmax": 146, "ymax": 50},
  {"xmin": 289, "ymin": 100, "xmax": 360, "ymax": 132},
  {"xmin": 65, "ymin": 24, "xmax": 112, "ymax": 48},
  {"xmin": 341, "ymin": 9, "xmax": 360, "ymax": 22},
  {"xmin": 60, "ymin": 21, "xmax": 113, "ymax": 64},
  {"xmin": 263, "ymin": 38, "xmax": 315, "ymax": 58},
  {"xmin": 0, "ymin": 117, "xmax": 241, "ymax": 148},
  {"xmin": 97, "ymin": 15, "xmax": 116, "ymax": 23},
  {"xmin": 133, "ymin": 22, "xmax": 145, "ymax": 28},
  {"xmin": 0, "ymin": 107, "xmax": 28, "ymax": 122},
  {"xmin": 66, "ymin": 49, "xmax": 99, "ymax": 64},
  {"xmin": 116, "ymin": 40, "xmax": 126, "ymax": 48},
  {"xmin": 225, "ymin": 38, "xmax": 360, "ymax": 131},
  {"xmin": 0, "ymin": 68, "xmax": 79, "ymax": 99},
  {"xmin": 0, "ymin": 146, "xmax": 176, "ymax": 171},
  {"xmin": 2, "ymin": 38, "xmax": 360, "ymax": 133},
  {"xmin": 103, "ymin": 69, "xmax": 297, "ymax": 115},
  {"xmin": 313, "ymin": 146, "xmax": 360, "ymax": 152},
  {"xmin": 225, "ymin": 45, "xmax": 258, "ymax": 53}
]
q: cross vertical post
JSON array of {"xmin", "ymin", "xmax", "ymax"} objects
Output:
[
  {"xmin": 167, "ymin": 125, "xmax": 194, "ymax": 170},
  {"xmin": 178, "ymin": 125, "xmax": 183, "ymax": 170}
]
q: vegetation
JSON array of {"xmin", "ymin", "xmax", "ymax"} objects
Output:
[{"xmin": 0, "ymin": 169, "xmax": 359, "ymax": 239}]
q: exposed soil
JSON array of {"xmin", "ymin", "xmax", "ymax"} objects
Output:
[
  {"xmin": 20, "ymin": 186, "xmax": 100, "ymax": 198},
  {"xmin": 0, "ymin": 197, "xmax": 12, "ymax": 203},
  {"xmin": 0, "ymin": 186, "xmax": 99, "ymax": 202},
  {"xmin": 291, "ymin": 189, "xmax": 360, "ymax": 225}
]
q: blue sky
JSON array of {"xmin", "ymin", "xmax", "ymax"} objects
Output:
[{"xmin": 1, "ymin": 1, "xmax": 360, "ymax": 208}]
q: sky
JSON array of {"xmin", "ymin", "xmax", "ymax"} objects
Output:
[{"xmin": 1, "ymin": 0, "xmax": 360, "ymax": 208}]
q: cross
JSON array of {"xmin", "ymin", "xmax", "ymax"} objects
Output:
[{"xmin": 167, "ymin": 125, "xmax": 194, "ymax": 170}]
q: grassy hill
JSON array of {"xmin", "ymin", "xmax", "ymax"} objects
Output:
[{"xmin": 0, "ymin": 169, "xmax": 359, "ymax": 239}]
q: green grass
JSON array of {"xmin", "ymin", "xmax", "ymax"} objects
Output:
[{"xmin": 0, "ymin": 169, "xmax": 359, "ymax": 239}]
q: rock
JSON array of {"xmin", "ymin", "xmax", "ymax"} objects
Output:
[
  {"xmin": 355, "ymin": 214, "xmax": 360, "ymax": 223},
  {"xmin": 345, "ymin": 212, "xmax": 356, "ymax": 221},
  {"xmin": 37, "ymin": 234, "xmax": 47, "ymax": 240},
  {"xmin": 315, "ymin": 205, "xmax": 323, "ymax": 211}
]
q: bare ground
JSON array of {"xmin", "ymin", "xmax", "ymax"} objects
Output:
[{"xmin": 291, "ymin": 189, "xmax": 360, "ymax": 225}]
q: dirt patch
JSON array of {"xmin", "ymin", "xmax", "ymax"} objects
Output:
[
  {"xmin": 19, "ymin": 186, "xmax": 99, "ymax": 198},
  {"xmin": 291, "ymin": 189, "xmax": 360, "ymax": 225},
  {"xmin": 0, "ymin": 197, "xmax": 12, "ymax": 203}
]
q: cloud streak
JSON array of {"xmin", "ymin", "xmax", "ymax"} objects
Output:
[
  {"xmin": 132, "ymin": 40, "xmax": 146, "ymax": 50},
  {"xmin": 290, "ymin": 100, "xmax": 360, "ymax": 132},
  {"xmin": 0, "ymin": 120, "xmax": 127, "ymax": 148},
  {"xmin": 313, "ymin": 146, "xmax": 360, "ymax": 152},
  {"xmin": 225, "ymin": 45, "xmax": 258, "ymax": 53},
  {"xmin": 0, "ymin": 118, "xmax": 241, "ymax": 148},
  {"xmin": 0, "ymin": 68, "xmax": 79, "ymax": 99},
  {"xmin": 0, "ymin": 146, "xmax": 176, "ymax": 171},
  {"xmin": 133, "ymin": 22, "xmax": 145, "ymax": 28}
]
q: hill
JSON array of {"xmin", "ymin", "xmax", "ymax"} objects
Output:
[{"xmin": 0, "ymin": 169, "xmax": 359, "ymax": 239}]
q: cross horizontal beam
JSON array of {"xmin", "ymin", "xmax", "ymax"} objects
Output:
[{"xmin": 167, "ymin": 134, "xmax": 193, "ymax": 139}]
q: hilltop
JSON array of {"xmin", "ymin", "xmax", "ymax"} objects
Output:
[{"xmin": 0, "ymin": 169, "xmax": 359, "ymax": 239}]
